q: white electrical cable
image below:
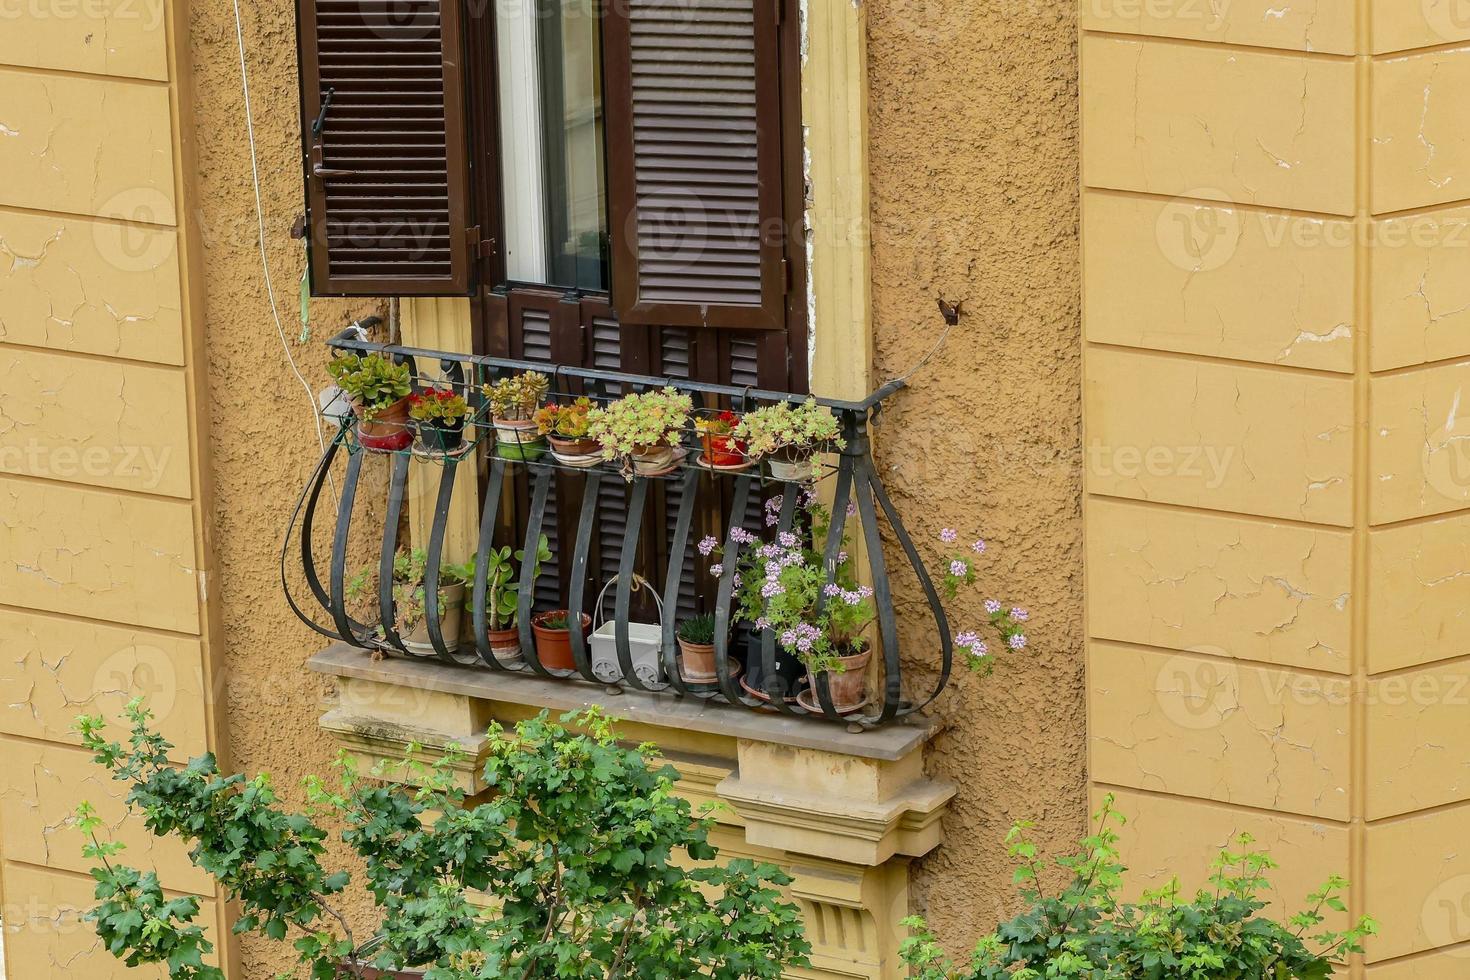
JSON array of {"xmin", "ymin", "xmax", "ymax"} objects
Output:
[{"xmin": 231, "ymin": 0, "xmax": 331, "ymax": 463}]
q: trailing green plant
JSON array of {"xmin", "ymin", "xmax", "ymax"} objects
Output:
[
  {"xmin": 469, "ymin": 533, "xmax": 550, "ymax": 631},
  {"xmin": 329, "ymin": 353, "xmax": 412, "ymax": 419},
  {"xmin": 407, "ymin": 388, "xmax": 470, "ymax": 426},
  {"xmin": 483, "ymin": 371, "xmax": 550, "ymax": 421},
  {"xmin": 586, "ymin": 387, "xmax": 693, "ymax": 470},
  {"xmin": 678, "ymin": 612, "xmax": 718, "ymax": 645},
  {"xmin": 76, "ymin": 702, "xmax": 812, "ymax": 980},
  {"xmin": 347, "ymin": 548, "xmax": 469, "ymax": 635},
  {"xmin": 899, "ymin": 794, "xmax": 1377, "ymax": 980},
  {"xmin": 731, "ymin": 399, "xmax": 844, "ymax": 461}
]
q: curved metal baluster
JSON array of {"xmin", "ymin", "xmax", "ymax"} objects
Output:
[
  {"xmin": 758, "ymin": 489, "xmax": 802, "ymax": 715},
  {"xmin": 659, "ymin": 469, "xmax": 701, "ymax": 698},
  {"xmin": 870, "ymin": 465, "xmax": 954, "ymax": 716},
  {"xmin": 282, "ymin": 430, "xmax": 358, "ymax": 640},
  {"xmin": 810, "ymin": 434, "xmax": 858, "ymax": 723},
  {"xmin": 471, "ymin": 457, "xmax": 509, "ymax": 669},
  {"xmin": 613, "ymin": 477, "xmax": 653, "ymax": 691},
  {"xmin": 327, "ymin": 449, "xmax": 375, "ymax": 647},
  {"xmin": 375, "ymin": 453, "xmax": 412, "ymax": 655},
  {"xmin": 423, "ymin": 454, "xmax": 464, "ymax": 664},
  {"xmin": 712, "ymin": 475, "xmax": 755, "ymax": 705},
  {"xmin": 566, "ymin": 470, "xmax": 602, "ymax": 682},
  {"xmin": 854, "ymin": 454, "xmax": 903, "ymax": 724},
  {"xmin": 517, "ymin": 464, "xmax": 557, "ymax": 675}
]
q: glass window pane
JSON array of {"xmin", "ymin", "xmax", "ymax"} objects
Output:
[{"xmin": 495, "ymin": 0, "xmax": 609, "ymax": 291}]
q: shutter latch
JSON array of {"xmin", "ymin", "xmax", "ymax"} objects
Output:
[{"xmin": 468, "ymin": 225, "xmax": 496, "ymax": 259}]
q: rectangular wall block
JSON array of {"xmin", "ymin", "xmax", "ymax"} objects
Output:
[
  {"xmin": 1081, "ymin": 35, "xmax": 1355, "ymax": 214},
  {"xmin": 1080, "ymin": 0, "xmax": 1354, "ymax": 54},
  {"xmin": 1371, "ymin": 48, "xmax": 1470, "ymax": 215},
  {"xmin": 1087, "ymin": 498, "xmax": 1351, "ymax": 672}
]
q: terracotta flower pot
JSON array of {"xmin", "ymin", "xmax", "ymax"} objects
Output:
[
  {"xmin": 700, "ymin": 433, "xmax": 748, "ymax": 468},
  {"xmin": 548, "ymin": 433, "xmax": 601, "ymax": 464},
  {"xmin": 400, "ymin": 582, "xmax": 464, "ymax": 655},
  {"xmin": 531, "ymin": 610, "xmax": 591, "ymax": 671},
  {"xmin": 808, "ymin": 646, "xmax": 873, "ymax": 712},
  {"xmin": 486, "ymin": 623, "xmax": 524, "ymax": 667},
  {"xmin": 631, "ymin": 444, "xmax": 675, "ymax": 475},
  {"xmin": 677, "ymin": 636, "xmax": 719, "ymax": 683},
  {"xmin": 355, "ymin": 396, "xmax": 413, "ymax": 451}
]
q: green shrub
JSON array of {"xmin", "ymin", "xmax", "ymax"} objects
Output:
[
  {"xmin": 76, "ymin": 702, "xmax": 811, "ymax": 979},
  {"xmin": 900, "ymin": 794, "xmax": 1376, "ymax": 980},
  {"xmin": 678, "ymin": 613, "xmax": 717, "ymax": 644}
]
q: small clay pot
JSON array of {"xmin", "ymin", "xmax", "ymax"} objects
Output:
[
  {"xmin": 399, "ymin": 582, "xmax": 464, "ymax": 655},
  {"xmin": 355, "ymin": 396, "xmax": 413, "ymax": 451},
  {"xmin": 530, "ymin": 610, "xmax": 591, "ymax": 671},
  {"xmin": 677, "ymin": 636, "xmax": 718, "ymax": 683},
  {"xmin": 486, "ymin": 624, "xmax": 524, "ymax": 667},
  {"xmin": 765, "ymin": 445, "xmax": 815, "ymax": 481},
  {"xmin": 700, "ymin": 433, "xmax": 748, "ymax": 468},
  {"xmin": 631, "ymin": 444, "xmax": 676, "ymax": 475},
  {"xmin": 808, "ymin": 646, "xmax": 873, "ymax": 712},
  {"xmin": 493, "ymin": 417, "xmax": 545, "ymax": 460}
]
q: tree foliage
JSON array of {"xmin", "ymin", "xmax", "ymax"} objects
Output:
[
  {"xmin": 899, "ymin": 794, "xmax": 1376, "ymax": 980},
  {"xmin": 77, "ymin": 701, "xmax": 810, "ymax": 979}
]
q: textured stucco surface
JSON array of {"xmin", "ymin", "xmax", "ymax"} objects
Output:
[
  {"xmin": 182, "ymin": 0, "xmax": 1084, "ymax": 973},
  {"xmin": 865, "ymin": 0, "xmax": 1085, "ymax": 953},
  {"xmin": 186, "ymin": 0, "xmax": 385, "ymax": 972}
]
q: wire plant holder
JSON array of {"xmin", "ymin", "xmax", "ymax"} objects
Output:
[{"xmin": 283, "ymin": 332, "xmax": 956, "ymax": 730}]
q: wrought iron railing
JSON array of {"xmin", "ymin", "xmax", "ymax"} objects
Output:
[{"xmin": 282, "ymin": 329, "xmax": 954, "ymax": 729}]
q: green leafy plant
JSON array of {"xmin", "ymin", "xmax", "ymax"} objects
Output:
[
  {"xmin": 538, "ymin": 610, "xmax": 572, "ymax": 631},
  {"xmin": 678, "ymin": 612, "xmax": 717, "ymax": 645},
  {"xmin": 470, "ymin": 533, "xmax": 551, "ymax": 631},
  {"xmin": 731, "ymin": 400, "xmax": 844, "ymax": 461},
  {"xmin": 347, "ymin": 548, "xmax": 469, "ymax": 636},
  {"xmin": 899, "ymin": 794, "xmax": 1377, "ymax": 980},
  {"xmin": 586, "ymin": 387, "xmax": 693, "ymax": 469},
  {"xmin": 483, "ymin": 371, "xmax": 550, "ymax": 421},
  {"xmin": 534, "ymin": 397, "xmax": 594, "ymax": 438},
  {"xmin": 329, "ymin": 353, "xmax": 412, "ymax": 419},
  {"xmin": 407, "ymin": 388, "xmax": 470, "ymax": 425},
  {"xmin": 77, "ymin": 702, "xmax": 812, "ymax": 980}
]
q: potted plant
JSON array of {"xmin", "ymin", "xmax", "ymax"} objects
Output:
[
  {"xmin": 676, "ymin": 612, "xmax": 721, "ymax": 683},
  {"xmin": 76, "ymin": 703, "xmax": 812, "ymax": 980},
  {"xmin": 328, "ymin": 352, "xmax": 413, "ymax": 451},
  {"xmin": 695, "ymin": 410, "xmax": 750, "ymax": 469},
  {"xmin": 530, "ymin": 609, "xmax": 593, "ymax": 670},
  {"xmin": 732, "ymin": 399, "xmax": 844, "ymax": 481},
  {"xmin": 586, "ymin": 386, "xmax": 693, "ymax": 479},
  {"xmin": 534, "ymin": 396, "xmax": 599, "ymax": 465},
  {"xmin": 900, "ymin": 793, "xmax": 1376, "ymax": 980},
  {"xmin": 348, "ymin": 548, "xmax": 468, "ymax": 656},
  {"xmin": 407, "ymin": 387, "xmax": 470, "ymax": 454},
  {"xmin": 470, "ymin": 533, "xmax": 550, "ymax": 667},
  {"xmin": 483, "ymin": 371, "xmax": 549, "ymax": 461}
]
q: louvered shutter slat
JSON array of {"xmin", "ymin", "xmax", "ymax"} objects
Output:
[
  {"xmin": 605, "ymin": 0, "xmax": 786, "ymax": 330},
  {"xmin": 297, "ymin": 0, "xmax": 473, "ymax": 296}
]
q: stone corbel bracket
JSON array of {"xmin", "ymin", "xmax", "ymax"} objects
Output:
[{"xmin": 719, "ymin": 741, "xmax": 956, "ymax": 867}]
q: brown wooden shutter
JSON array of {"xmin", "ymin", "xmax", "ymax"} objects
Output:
[
  {"xmin": 297, "ymin": 0, "xmax": 474, "ymax": 296},
  {"xmin": 603, "ymin": 0, "xmax": 788, "ymax": 330}
]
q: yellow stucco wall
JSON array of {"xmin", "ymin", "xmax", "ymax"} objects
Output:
[
  {"xmin": 0, "ymin": 0, "xmax": 234, "ymax": 974},
  {"xmin": 1081, "ymin": 2, "xmax": 1470, "ymax": 975}
]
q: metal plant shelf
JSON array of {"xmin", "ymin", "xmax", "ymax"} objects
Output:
[{"xmin": 283, "ymin": 333, "xmax": 954, "ymax": 730}]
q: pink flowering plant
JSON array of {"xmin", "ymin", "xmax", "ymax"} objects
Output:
[
  {"xmin": 936, "ymin": 526, "xmax": 1029, "ymax": 673},
  {"xmin": 699, "ymin": 494, "xmax": 872, "ymax": 676}
]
